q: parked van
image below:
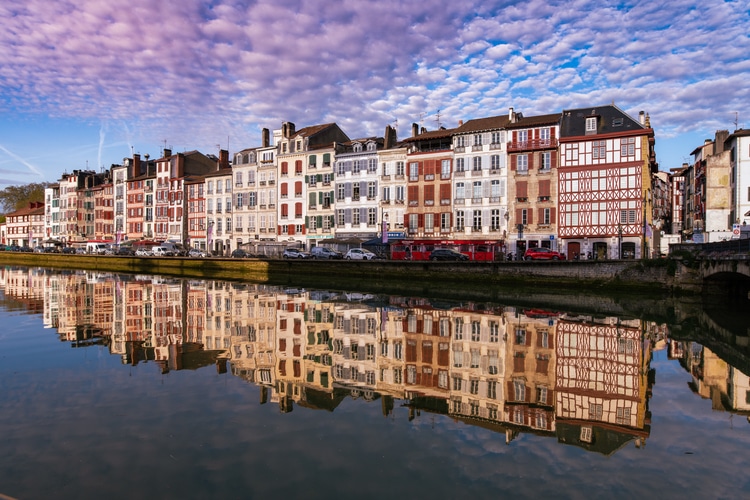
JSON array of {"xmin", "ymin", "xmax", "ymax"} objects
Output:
[
  {"xmin": 86, "ymin": 242, "xmax": 109, "ymax": 255},
  {"xmin": 152, "ymin": 246, "xmax": 174, "ymax": 257},
  {"xmin": 311, "ymin": 246, "xmax": 343, "ymax": 259},
  {"xmin": 159, "ymin": 241, "xmax": 185, "ymax": 256}
]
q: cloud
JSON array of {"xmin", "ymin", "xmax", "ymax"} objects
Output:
[{"xmin": 0, "ymin": 0, "xmax": 748, "ymax": 174}]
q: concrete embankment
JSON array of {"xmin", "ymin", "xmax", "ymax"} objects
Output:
[{"xmin": 0, "ymin": 251, "xmax": 680, "ymax": 296}]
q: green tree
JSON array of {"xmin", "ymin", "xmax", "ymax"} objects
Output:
[{"xmin": 0, "ymin": 183, "xmax": 52, "ymax": 213}]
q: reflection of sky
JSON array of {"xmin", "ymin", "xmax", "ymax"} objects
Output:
[{"xmin": 2, "ymin": 309, "xmax": 750, "ymax": 497}]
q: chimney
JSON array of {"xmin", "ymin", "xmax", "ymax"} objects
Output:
[
  {"xmin": 412, "ymin": 123, "xmax": 419, "ymax": 138},
  {"xmin": 163, "ymin": 148, "xmax": 172, "ymax": 158},
  {"xmin": 132, "ymin": 154, "xmax": 140, "ymax": 178},
  {"xmin": 219, "ymin": 149, "xmax": 229, "ymax": 170},
  {"xmin": 262, "ymin": 128, "xmax": 270, "ymax": 148},
  {"xmin": 509, "ymin": 107, "xmax": 515, "ymax": 123},
  {"xmin": 283, "ymin": 122, "xmax": 296, "ymax": 139},
  {"xmin": 457, "ymin": 119, "xmax": 463, "ymax": 127},
  {"xmin": 638, "ymin": 111, "xmax": 645, "ymax": 126},
  {"xmin": 384, "ymin": 125, "xmax": 397, "ymax": 150}
]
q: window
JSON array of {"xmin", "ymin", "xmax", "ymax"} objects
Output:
[
  {"xmin": 489, "ymin": 321, "xmax": 499, "ymax": 342},
  {"xmin": 488, "ymin": 209, "xmax": 499, "ymax": 231},
  {"xmin": 441, "ymin": 160, "xmax": 451, "ymax": 179},
  {"xmin": 491, "ymin": 155, "xmax": 502, "ymax": 170},
  {"xmin": 454, "ymin": 317, "xmax": 464, "ymax": 340},
  {"xmin": 491, "ymin": 131, "xmax": 502, "ymax": 144},
  {"xmin": 517, "ymin": 155, "xmax": 528, "ymax": 173},
  {"xmin": 472, "ymin": 181, "xmax": 482, "ymax": 200},
  {"xmin": 409, "ymin": 162, "xmax": 419, "ymax": 181},
  {"xmin": 425, "ymin": 213, "xmax": 434, "ymax": 232},
  {"xmin": 368, "ymin": 208, "xmax": 377, "ymax": 226},
  {"xmin": 455, "ymin": 183, "xmax": 465, "ymax": 200},
  {"xmin": 586, "ymin": 116, "xmax": 597, "ymax": 132},
  {"xmin": 540, "ymin": 127, "xmax": 550, "ymax": 141},
  {"xmin": 409, "ymin": 214, "xmax": 418, "ymax": 233},
  {"xmin": 396, "ymin": 161, "xmax": 405, "ymax": 176},
  {"xmin": 541, "ymin": 208, "xmax": 551, "ymax": 225},
  {"xmin": 589, "ymin": 403, "xmax": 603, "ymax": 420},
  {"xmin": 473, "ymin": 134, "xmax": 482, "ymax": 146},
  {"xmin": 515, "ymin": 328, "xmax": 526, "ymax": 344},
  {"xmin": 441, "ymin": 213, "xmax": 451, "ymax": 232},
  {"xmin": 621, "ymin": 137, "xmax": 636, "ymax": 157},
  {"xmin": 540, "ymin": 152, "xmax": 551, "ymax": 171},
  {"xmin": 472, "ymin": 210, "xmax": 482, "ymax": 231},
  {"xmin": 456, "ymin": 210, "xmax": 465, "ymax": 231},
  {"xmin": 593, "ymin": 140, "xmax": 606, "ymax": 159},
  {"xmin": 456, "ymin": 158, "xmax": 465, "ymax": 172},
  {"xmin": 472, "ymin": 156, "xmax": 482, "ymax": 171}
]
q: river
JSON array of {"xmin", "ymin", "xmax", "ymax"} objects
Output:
[{"xmin": 0, "ymin": 266, "xmax": 748, "ymax": 499}]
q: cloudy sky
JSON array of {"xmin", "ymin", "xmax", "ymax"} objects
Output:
[{"xmin": 1, "ymin": 0, "xmax": 748, "ymax": 185}]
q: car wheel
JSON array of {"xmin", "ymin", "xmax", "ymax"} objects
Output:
[
  {"xmin": 345, "ymin": 256, "xmax": 351, "ymax": 260},
  {"xmin": 552, "ymin": 256, "xmax": 559, "ymax": 260},
  {"xmin": 431, "ymin": 256, "xmax": 438, "ymax": 261}
]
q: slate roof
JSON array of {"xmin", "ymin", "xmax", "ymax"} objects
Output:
[{"xmin": 560, "ymin": 104, "xmax": 647, "ymax": 137}]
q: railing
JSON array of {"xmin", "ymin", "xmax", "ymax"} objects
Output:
[{"xmin": 507, "ymin": 138, "xmax": 558, "ymax": 152}]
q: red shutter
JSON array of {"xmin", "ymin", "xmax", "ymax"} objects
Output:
[
  {"xmin": 510, "ymin": 155, "xmax": 517, "ymax": 171},
  {"xmin": 527, "ymin": 209, "xmax": 534, "ymax": 225},
  {"xmin": 550, "ymin": 127, "xmax": 556, "ymax": 140},
  {"xmin": 512, "ymin": 131, "xmax": 517, "ymax": 143},
  {"xmin": 288, "ymin": 225, "xmax": 295, "ymax": 235},
  {"xmin": 403, "ymin": 213, "xmax": 409, "ymax": 228},
  {"xmin": 539, "ymin": 180, "xmax": 551, "ymax": 197},
  {"xmin": 528, "ymin": 153, "xmax": 535, "ymax": 170},
  {"xmin": 516, "ymin": 181, "xmax": 528, "ymax": 199},
  {"xmin": 281, "ymin": 162, "xmax": 288, "ymax": 174},
  {"xmin": 516, "ymin": 208, "xmax": 523, "ymax": 223},
  {"xmin": 550, "ymin": 207, "xmax": 556, "ymax": 225},
  {"xmin": 418, "ymin": 213, "xmax": 424, "ymax": 229},
  {"xmin": 281, "ymin": 183, "xmax": 288, "ymax": 196}
]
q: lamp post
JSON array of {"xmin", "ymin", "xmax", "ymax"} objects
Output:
[{"xmin": 618, "ymin": 223, "xmax": 623, "ymax": 259}]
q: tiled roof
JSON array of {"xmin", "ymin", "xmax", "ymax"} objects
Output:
[
  {"xmin": 456, "ymin": 115, "xmax": 511, "ymax": 133},
  {"xmin": 505, "ymin": 113, "xmax": 561, "ymax": 129},
  {"xmin": 560, "ymin": 104, "xmax": 646, "ymax": 137}
]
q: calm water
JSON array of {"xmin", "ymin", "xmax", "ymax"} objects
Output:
[{"xmin": 1, "ymin": 266, "xmax": 749, "ymax": 500}]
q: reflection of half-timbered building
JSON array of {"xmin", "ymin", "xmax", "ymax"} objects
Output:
[
  {"xmin": 555, "ymin": 316, "xmax": 651, "ymax": 454},
  {"xmin": 558, "ymin": 105, "xmax": 657, "ymax": 260}
]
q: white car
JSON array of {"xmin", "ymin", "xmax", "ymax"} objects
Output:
[
  {"xmin": 135, "ymin": 248, "xmax": 152, "ymax": 257},
  {"xmin": 344, "ymin": 248, "xmax": 377, "ymax": 260}
]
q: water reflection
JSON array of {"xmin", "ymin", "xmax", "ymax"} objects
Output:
[{"xmin": 1, "ymin": 265, "xmax": 749, "ymax": 459}]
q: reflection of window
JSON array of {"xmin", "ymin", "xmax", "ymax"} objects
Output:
[
  {"xmin": 616, "ymin": 406, "xmax": 631, "ymax": 425},
  {"xmin": 515, "ymin": 328, "xmax": 526, "ymax": 344},
  {"xmin": 487, "ymin": 380, "xmax": 497, "ymax": 399},
  {"xmin": 580, "ymin": 426, "xmax": 593, "ymax": 443}
]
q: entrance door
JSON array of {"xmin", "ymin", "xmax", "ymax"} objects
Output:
[{"xmin": 567, "ymin": 242, "xmax": 580, "ymax": 260}]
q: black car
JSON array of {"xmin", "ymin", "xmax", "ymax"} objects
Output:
[
  {"xmin": 116, "ymin": 246, "xmax": 135, "ymax": 256},
  {"xmin": 61, "ymin": 246, "xmax": 76, "ymax": 254},
  {"xmin": 231, "ymin": 249, "xmax": 252, "ymax": 258},
  {"xmin": 429, "ymin": 249, "xmax": 469, "ymax": 261}
]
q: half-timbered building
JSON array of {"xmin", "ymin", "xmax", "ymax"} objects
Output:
[{"xmin": 558, "ymin": 105, "xmax": 657, "ymax": 259}]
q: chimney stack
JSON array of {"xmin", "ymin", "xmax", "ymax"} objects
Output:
[
  {"xmin": 262, "ymin": 128, "xmax": 270, "ymax": 148},
  {"xmin": 509, "ymin": 107, "xmax": 515, "ymax": 123},
  {"xmin": 163, "ymin": 148, "xmax": 172, "ymax": 158},
  {"xmin": 638, "ymin": 111, "xmax": 645, "ymax": 125},
  {"xmin": 132, "ymin": 154, "xmax": 141, "ymax": 178},
  {"xmin": 384, "ymin": 125, "xmax": 397, "ymax": 150},
  {"xmin": 412, "ymin": 123, "xmax": 419, "ymax": 138},
  {"xmin": 219, "ymin": 149, "xmax": 229, "ymax": 170},
  {"xmin": 283, "ymin": 122, "xmax": 296, "ymax": 139}
]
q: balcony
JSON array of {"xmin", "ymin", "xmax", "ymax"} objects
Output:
[
  {"xmin": 507, "ymin": 138, "xmax": 558, "ymax": 152},
  {"xmin": 454, "ymin": 146, "xmax": 465, "ymax": 153},
  {"xmin": 489, "ymin": 142, "xmax": 503, "ymax": 150},
  {"xmin": 381, "ymin": 175, "xmax": 391, "ymax": 181},
  {"xmin": 425, "ymin": 174, "xmax": 435, "ymax": 181},
  {"xmin": 454, "ymin": 198, "xmax": 465, "ymax": 205},
  {"xmin": 471, "ymin": 145, "xmax": 483, "ymax": 152}
]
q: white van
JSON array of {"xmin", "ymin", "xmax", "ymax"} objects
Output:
[
  {"xmin": 152, "ymin": 246, "xmax": 173, "ymax": 257},
  {"xmin": 86, "ymin": 242, "xmax": 108, "ymax": 255}
]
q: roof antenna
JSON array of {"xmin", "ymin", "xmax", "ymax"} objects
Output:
[{"xmin": 734, "ymin": 111, "xmax": 739, "ymax": 131}]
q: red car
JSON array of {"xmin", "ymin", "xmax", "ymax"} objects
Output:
[{"xmin": 523, "ymin": 247, "xmax": 565, "ymax": 261}]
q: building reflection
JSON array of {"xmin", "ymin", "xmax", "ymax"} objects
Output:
[{"xmin": 4, "ymin": 266, "xmax": 748, "ymax": 453}]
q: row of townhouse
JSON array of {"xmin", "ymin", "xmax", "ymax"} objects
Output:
[{"xmin": 6, "ymin": 103, "xmax": 673, "ymax": 259}]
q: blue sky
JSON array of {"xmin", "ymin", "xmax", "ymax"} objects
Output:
[{"xmin": 1, "ymin": 0, "xmax": 749, "ymax": 186}]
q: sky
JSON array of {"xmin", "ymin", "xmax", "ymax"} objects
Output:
[{"xmin": 1, "ymin": 0, "xmax": 749, "ymax": 186}]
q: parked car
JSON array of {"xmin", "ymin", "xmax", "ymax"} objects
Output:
[
  {"xmin": 344, "ymin": 248, "xmax": 377, "ymax": 260},
  {"xmin": 19, "ymin": 246, "xmax": 34, "ymax": 253},
  {"xmin": 135, "ymin": 247, "xmax": 152, "ymax": 257},
  {"xmin": 283, "ymin": 248, "xmax": 310, "ymax": 259},
  {"xmin": 231, "ymin": 249, "xmax": 252, "ymax": 258},
  {"xmin": 61, "ymin": 246, "xmax": 76, "ymax": 254},
  {"xmin": 44, "ymin": 246, "xmax": 61, "ymax": 253},
  {"xmin": 310, "ymin": 247, "xmax": 343, "ymax": 259},
  {"xmin": 33, "ymin": 246, "xmax": 45, "ymax": 253},
  {"xmin": 116, "ymin": 246, "xmax": 135, "ymax": 256},
  {"xmin": 523, "ymin": 247, "xmax": 565, "ymax": 261},
  {"xmin": 429, "ymin": 248, "xmax": 469, "ymax": 261},
  {"xmin": 188, "ymin": 249, "xmax": 208, "ymax": 258}
]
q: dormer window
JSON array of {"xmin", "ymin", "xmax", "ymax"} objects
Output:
[
  {"xmin": 585, "ymin": 117, "xmax": 597, "ymax": 134},
  {"xmin": 353, "ymin": 143, "xmax": 362, "ymax": 153},
  {"xmin": 367, "ymin": 142, "xmax": 376, "ymax": 151}
]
